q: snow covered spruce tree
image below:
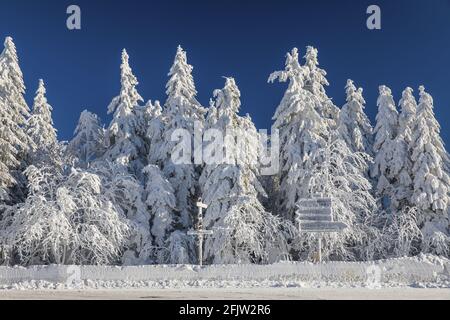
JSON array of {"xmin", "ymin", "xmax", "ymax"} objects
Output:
[
  {"xmin": 268, "ymin": 48, "xmax": 329, "ymax": 220},
  {"xmin": 142, "ymin": 164, "xmax": 179, "ymax": 263},
  {"xmin": 200, "ymin": 78, "xmax": 290, "ymax": 264},
  {"xmin": 143, "ymin": 100, "xmax": 165, "ymax": 167},
  {"xmin": 105, "ymin": 49, "xmax": 146, "ymax": 177},
  {"xmin": 378, "ymin": 87, "xmax": 422, "ymax": 258},
  {"xmin": 68, "ymin": 110, "xmax": 105, "ymax": 166},
  {"xmin": 26, "ymin": 79, "xmax": 62, "ymax": 169},
  {"xmin": 389, "ymin": 87, "xmax": 418, "ymax": 211},
  {"xmin": 409, "ymin": 86, "xmax": 450, "ymax": 255},
  {"xmin": 0, "ymin": 37, "xmax": 31, "ymax": 203},
  {"xmin": 1, "ymin": 165, "xmax": 131, "ymax": 266},
  {"xmin": 157, "ymin": 46, "xmax": 206, "ymax": 248},
  {"xmin": 338, "ymin": 79, "xmax": 373, "ymax": 154},
  {"xmin": 303, "ymin": 46, "xmax": 339, "ymax": 126},
  {"xmin": 371, "ymin": 85, "xmax": 399, "ymax": 210}
]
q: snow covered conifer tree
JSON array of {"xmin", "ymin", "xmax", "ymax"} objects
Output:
[
  {"xmin": 303, "ymin": 46, "xmax": 339, "ymax": 124},
  {"xmin": 338, "ymin": 79, "xmax": 373, "ymax": 153},
  {"xmin": 410, "ymin": 86, "xmax": 450, "ymax": 255},
  {"xmin": 26, "ymin": 80, "xmax": 60, "ymax": 167},
  {"xmin": 390, "ymin": 87, "xmax": 418, "ymax": 210},
  {"xmin": 269, "ymin": 48, "xmax": 329, "ymax": 220},
  {"xmin": 105, "ymin": 49, "xmax": 145, "ymax": 176},
  {"xmin": 200, "ymin": 78, "xmax": 290, "ymax": 264},
  {"xmin": 371, "ymin": 85, "xmax": 399, "ymax": 209},
  {"xmin": 0, "ymin": 37, "xmax": 31, "ymax": 203},
  {"xmin": 159, "ymin": 46, "xmax": 206, "ymax": 231},
  {"xmin": 68, "ymin": 110, "xmax": 105, "ymax": 165},
  {"xmin": 143, "ymin": 100, "xmax": 165, "ymax": 166},
  {"xmin": 143, "ymin": 164, "xmax": 177, "ymax": 263}
]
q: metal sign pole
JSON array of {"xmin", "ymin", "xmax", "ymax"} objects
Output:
[
  {"xmin": 187, "ymin": 198, "xmax": 213, "ymax": 266},
  {"xmin": 318, "ymin": 237, "xmax": 322, "ymax": 264},
  {"xmin": 198, "ymin": 234, "xmax": 203, "ymax": 266}
]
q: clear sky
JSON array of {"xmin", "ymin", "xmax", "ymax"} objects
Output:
[{"xmin": 0, "ymin": 0, "xmax": 449, "ymax": 145}]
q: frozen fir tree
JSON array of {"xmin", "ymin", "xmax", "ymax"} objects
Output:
[
  {"xmin": 26, "ymin": 80, "xmax": 61, "ymax": 168},
  {"xmin": 105, "ymin": 49, "xmax": 145, "ymax": 177},
  {"xmin": 68, "ymin": 110, "xmax": 105, "ymax": 165},
  {"xmin": 338, "ymin": 79, "xmax": 373, "ymax": 153},
  {"xmin": 143, "ymin": 164, "xmax": 177, "ymax": 263},
  {"xmin": 269, "ymin": 48, "xmax": 329, "ymax": 220},
  {"xmin": 303, "ymin": 46, "xmax": 339, "ymax": 125},
  {"xmin": 0, "ymin": 37, "xmax": 30, "ymax": 203},
  {"xmin": 371, "ymin": 85, "xmax": 399, "ymax": 209},
  {"xmin": 390, "ymin": 87, "xmax": 418, "ymax": 211},
  {"xmin": 159, "ymin": 46, "xmax": 206, "ymax": 231},
  {"xmin": 200, "ymin": 78, "xmax": 290, "ymax": 264},
  {"xmin": 1, "ymin": 165, "xmax": 131, "ymax": 266},
  {"xmin": 143, "ymin": 100, "xmax": 165, "ymax": 166},
  {"xmin": 410, "ymin": 86, "xmax": 450, "ymax": 255}
]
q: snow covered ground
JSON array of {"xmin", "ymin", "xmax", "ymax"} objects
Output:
[
  {"xmin": 0, "ymin": 287, "xmax": 449, "ymax": 300},
  {"xmin": 0, "ymin": 254, "xmax": 449, "ymax": 299}
]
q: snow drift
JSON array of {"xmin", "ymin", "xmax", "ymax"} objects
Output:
[{"xmin": 0, "ymin": 255, "xmax": 448, "ymax": 288}]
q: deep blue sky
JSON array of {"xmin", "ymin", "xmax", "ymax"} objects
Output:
[{"xmin": 0, "ymin": 0, "xmax": 449, "ymax": 145}]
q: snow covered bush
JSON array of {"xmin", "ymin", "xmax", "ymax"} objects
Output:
[
  {"xmin": 88, "ymin": 161, "xmax": 151, "ymax": 265},
  {"xmin": 382, "ymin": 206, "xmax": 422, "ymax": 258},
  {"xmin": 0, "ymin": 165, "xmax": 131, "ymax": 266}
]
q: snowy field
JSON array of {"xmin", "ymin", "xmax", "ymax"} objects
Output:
[{"xmin": 0, "ymin": 254, "xmax": 449, "ymax": 299}]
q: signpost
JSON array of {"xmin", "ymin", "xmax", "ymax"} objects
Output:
[
  {"xmin": 187, "ymin": 198, "xmax": 213, "ymax": 266},
  {"xmin": 296, "ymin": 197, "xmax": 347, "ymax": 263}
]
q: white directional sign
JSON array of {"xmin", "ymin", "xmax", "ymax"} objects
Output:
[
  {"xmin": 296, "ymin": 197, "xmax": 347, "ymax": 263},
  {"xmin": 296, "ymin": 197, "xmax": 346, "ymax": 233},
  {"xmin": 187, "ymin": 198, "xmax": 213, "ymax": 266}
]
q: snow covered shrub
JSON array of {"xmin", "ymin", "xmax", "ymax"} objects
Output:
[
  {"xmin": 383, "ymin": 206, "xmax": 422, "ymax": 257},
  {"xmin": 421, "ymin": 219, "xmax": 450, "ymax": 257},
  {"xmin": 0, "ymin": 165, "xmax": 131, "ymax": 266},
  {"xmin": 163, "ymin": 230, "xmax": 195, "ymax": 265},
  {"xmin": 89, "ymin": 161, "xmax": 152, "ymax": 265}
]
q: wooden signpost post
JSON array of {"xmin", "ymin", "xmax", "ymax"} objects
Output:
[{"xmin": 187, "ymin": 198, "xmax": 213, "ymax": 266}]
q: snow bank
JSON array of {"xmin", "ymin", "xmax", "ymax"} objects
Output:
[{"xmin": 0, "ymin": 255, "xmax": 448, "ymax": 289}]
